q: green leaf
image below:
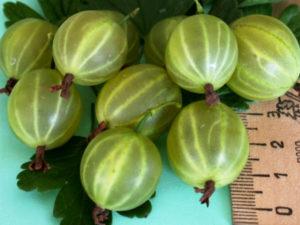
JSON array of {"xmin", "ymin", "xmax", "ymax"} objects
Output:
[
  {"xmin": 116, "ymin": 191, "xmax": 155, "ymax": 218},
  {"xmin": 117, "ymin": 200, "xmax": 152, "ymax": 218},
  {"xmin": 38, "ymin": 0, "xmax": 81, "ymax": 25},
  {"xmin": 220, "ymin": 92, "xmax": 252, "ymax": 111},
  {"xmin": 53, "ymin": 175, "xmax": 112, "ymax": 225},
  {"xmin": 280, "ymin": 4, "xmax": 300, "ymax": 43},
  {"xmin": 217, "ymin": 86, "xmax": 252, "ymax": 111},
  {"xmin": 239, "ymin": 0, "xmax": 283, "ymax": 8},
  {"xmin": 17, "ymin": 136, "xmax": 111, "ymax": 225},
  {"xmin": 79, "ymin": 0, "xmax": 194, "ymax": 35},
  {"xmin": 209, "ymin": 0, "xmax": 242, "ymax": 24},
  {"xmin": 3, "ymin": 1, "xmax": 44, "ymax": 27},
  {"xmin": 241, "ymin": 3, "xmax": 273, "ymax": 16},
  {"xmin": 280, "ymin": 4, "xmax": 300, "ymax": 24},
  {"xmin": 17, "ymin": 136, "xmax": 87, "ymax": 192}
]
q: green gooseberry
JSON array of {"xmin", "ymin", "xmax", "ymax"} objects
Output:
[
  {"xmin": 80, "ymin": 128, "xmax": 162, "ymax": 211},
  {"xmin": 8, "ymin": 69, "xmax": 82, "ymax": 171},
  {"xmin": 167, "ymin": 100, "xmax": 249, "ymax": 205},
  {"xmin": 96, "ymin": 10, "xmax": 141, "ymax": 65},
  {"xmin": 144, "ymin": 16, "xmax": 186, "ymax": 67},
  {"xmin": 228, "ymin": 15, "xmax": 300, "ymax": 101},
  {"xmin": 52, "ymin": 11, "xmax": 128, "ymax": 97},
  {"xmin": 95, "ymin": 64, "xmax": 182, "ymax": 139},
  {"xmin": 166, "ymin": 14, "xmax": 238, "ymax": 93},
  {"xmin": 0, "ymin": 18, "xmax": 56, "ymax": 95}
]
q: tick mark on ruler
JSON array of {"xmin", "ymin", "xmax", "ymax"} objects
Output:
[
  {"xmin": 251, "ymin": 174, "xmax": 270, "ymax": 178},
  {"xmin": 234, "ymin": 203, "xmax": 256, "ymax": 207},
  {"xmin": 236, "ymin": 176, "xmax": 253, "ymax": 180},
  {"xmin": 250, "ymin": 143, "xmax": 267, "ymax": 146},
  {"xmin": 232, "ymin": 194, "xmax": 255, "ymax": 197},
  {"xmin": 233, "ymin": 200, "xmax": 255, "ymax": 204},
  {"xmin": 234, "ymin": 207, "xmax": 257, "ymax": 210},
  {"xmin": 231, "ymin": 190, "xmax": 262, "ymax": 194},
  {"xmin": 235, "ymin": 221, "xmax": 259, "ymax": 225},
  {"xmin": 249, "ymin": 157, "xmax": 260, "ymax": 161},
  {"xmin": 235, "ymin": 217, "xmax": 258, "ymax": 221},
  {"xmin": 239, "ymin": 112, "xmax": 264, "ymax": 116},
  {"xmin": 247, "ymin": 127, "xmax": 258, "ymax": 131},
  {"xmin": 232, "ymin": 197, "xmax": 255, "ymax": 200},
  {"xmin": 253, "ymin": 208, "xmax": 273, "ymax": 212},
  {"xmin": 231, "ymin": 184, "xmax": 254, "ymax": 187},
  {"xmin": 231, "ymin": 187, "xmax": 254, "ymax": 191},
  {"xmin": 234, "ymin": 211, "xmax": 257, "ymax": 214}
]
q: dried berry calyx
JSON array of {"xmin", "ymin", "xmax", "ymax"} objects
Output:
[
  {"xmin": 194, "ymin": 180, "xmax": 215, "ymax": 207},
  {"xmin": 50, "ymin": 73, "xmax": 74, "ymax": 99},
  {"xmin": 92, "ymin": 206, "xmax": 110, "ymax": 225},
  {"xmin": 0, "ymin": 78, "xmax": 18, "ymax": 95},
  {"xmin": 204, "ymin": 83, "xmax": 220, "ymax": 106},
  {"xmin": 87, "ymin": 121, "xmax": 108, "ymax": 142},
  {"xmin": 28, "ymin": 146, "xmax": 50, "ymax": 172}
]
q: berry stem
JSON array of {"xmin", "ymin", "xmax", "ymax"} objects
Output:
[
  {"xmin": 92, "ymin": 206, "xmax": 110, "ymax": 225},
  {"xmin": 194, "ymin": 0, "xmax": 204, "ymax": 14},
  {"xmin": 29, "ymin": 146, "xmax": 50, "ymax": 172},
  {"xmin": 204, "ymin": 83, "xmax": 220, "ymax": 106},
  {"xmin": 88, "ymin": 121, "xmax": 107, "ymax": 142},
  {"xmin": 50, "ymin": 73, "xmax": 74, "ymax": 99},
  {"xmin": 0, "ymin": 78, "xmax": 18, "ymax": 95},
  {"xmin": 121, "ymin": 8, "xmax": 140, "ymax": 25},
  {"xmin": 194, "ymin": 180, "xmax": 215, "ymax": 207}
]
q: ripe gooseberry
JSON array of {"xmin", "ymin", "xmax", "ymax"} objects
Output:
[
  {"xmin": 80, "ymin": 128, "xmax": 162, "ymax": 222},
  {"xmin": 144, "ymin": 16, "xmax": 186, "ymax": 67},
  {"xmin": 95, "ymin": 64, "xmax": 182, "ymax": 139},
  {"xmin": 228, "ymin": 15, "xmax": 300, "ymax": 101},
  {"xmin": 165, "ymin": 14, "xmax": 238, "ymax": 94},
  {"xmin": 8, "ymin": 69, "xmax": 82, "ymax": 171},
  {"xmin": 167, "ymin": 98, "xmax": 249, "ymax": 206},
  {"xmin": 0, "ymin": 18, "xmax": 56, "ymax": 95},
  {"xmin": 52, "ymin": 11, "xmax": 128, "ymax": 98},
  {"xmin": 87, "ymin": 10, "xmax": 141, "ymax": 66}
]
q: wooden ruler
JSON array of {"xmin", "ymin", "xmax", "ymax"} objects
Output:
[{"xmin": 230, "ymin": 89, "xmax": 300, "ymax": 225}]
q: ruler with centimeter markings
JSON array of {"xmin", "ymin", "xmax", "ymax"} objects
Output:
[{"xmin": 230, "ymin": 89, "xmax": 300, "ymax": 225}]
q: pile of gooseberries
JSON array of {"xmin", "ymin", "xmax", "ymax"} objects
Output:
[{"xmin": 1, "ymin": 1, "xmax": 300, "ymax": 224}]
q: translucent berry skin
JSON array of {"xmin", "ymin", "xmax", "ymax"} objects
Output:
[
  {"xmin": 53, "ymin": 11, "xmax": 128, "ymax": 86},
  {"xmin": 95, "ymin": 64, "xmax": 182, "ymax": 139},
  {"xmin": 95, "ymin": 10, "xmax": 141, "ymax": 65},
  {"xmin": 80, "ymin": 128, "xmax": 162, "ymax": 211},
  {"xmin": 228, "ymin": 15, "xmax": 300, "ymax": 101},
  {"xmin": 167, "ymin": 101, "xmax": 249, "ymax": 189},
  {"xmin": 8, "ymin": 69, "xmax": 82, "ymax": 150},
  {"xmin": 144, "ymin": 16, "xmax": 186, "ymax": 67},
  {"xmin": 166, "ymin": 14, "xmax": 238, "ymax": 93},
  {"xmin": 0, "ymin": 18, "xmax": 56, "ymax": 80}
]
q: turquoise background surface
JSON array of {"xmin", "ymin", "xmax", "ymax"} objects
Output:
[{"xmin": 0, "ymin": 1, "xmax": 232, "ymax": 224}]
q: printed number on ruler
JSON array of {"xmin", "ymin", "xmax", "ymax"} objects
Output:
[{"xmin": 231, "ymin": 89, "xmax": 300, "ymax": 225}]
